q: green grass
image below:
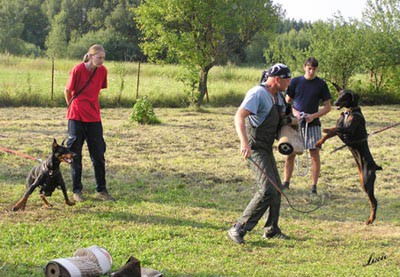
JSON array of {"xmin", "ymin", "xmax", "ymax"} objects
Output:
[
  {"xmin": 2, "ymin": 54, "xmax": 398, "ymax": 109},
  {"xmin": 0, "ymin": 54, "xmax": 261, "ymax": 108},
  {"xmin": 0, "ymin": 106, "xmax": 399, "ymax": 276}
]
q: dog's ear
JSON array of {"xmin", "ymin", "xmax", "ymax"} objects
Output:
[
  {"xmin": 61, "ymin": 139, "xmax": 66, "ymax": 146},
  {"xmin": 52, "ymin": 139, "xmax": 58, "ymax": 152},
  {"xmin": 333, "ymin": 82, "xmax": 343, "ymax": 92},
  {"xmin": 351, "ymin": 93, "xmax": 359, "ymax": 107}
]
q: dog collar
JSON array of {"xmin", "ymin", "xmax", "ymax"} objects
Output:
[{"xmin": 42, "ymin": 163, "xmax": 59, "ymax": 176}]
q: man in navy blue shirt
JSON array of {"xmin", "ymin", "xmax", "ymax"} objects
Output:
[{"xmin": 283, "ymin": 57, "xmax": 332, "ymax": 194}]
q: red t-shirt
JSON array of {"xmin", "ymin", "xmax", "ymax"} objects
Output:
[{"xmin": 66, "ymin": 63, "xmax": 107, "ymax": 122}]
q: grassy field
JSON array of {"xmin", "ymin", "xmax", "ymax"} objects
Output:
[
  {"xmin": 1, "ymin": 54, "xmax": 399, "ymax": 109},
  {"xmin": 0, "ymin": 105, "xmax": 399, "ymax": 276},
  {"xmin": 0, "ymin": 55, "xmax": 261, "ymax": 108}
]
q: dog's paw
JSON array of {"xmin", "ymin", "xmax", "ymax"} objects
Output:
[
  {"xmin": 11, "ymin": 206, "xmax": 22, "ymax": 212},
  {"xmin": 315, "ymin": 140, "xmax": 323, "ymax": 148},
  {"xmin": 366, "ymin": 216, "xmax": 376, "ymax": 225}
]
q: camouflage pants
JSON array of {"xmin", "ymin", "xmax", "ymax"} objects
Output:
[{"xmin": 238, "ymin": 150, "xmax": 282, "ymax": 234}]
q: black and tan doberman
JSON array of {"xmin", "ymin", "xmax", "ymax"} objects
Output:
[
  {"xmin": 315, "ymin": 90, "xmax": 382, "ymax": 225},
  {"xmin": 12, "ymin": 139, "xmax": 76, "ymax": 211}
]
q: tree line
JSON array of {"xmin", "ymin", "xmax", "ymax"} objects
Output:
[
  {"xmin": 1, "ymin": 0, "xmax": 399, "ymax": 106},
  {"xmin": 0, "ymin": 0, "xmax": 142, "ymax": 61}
]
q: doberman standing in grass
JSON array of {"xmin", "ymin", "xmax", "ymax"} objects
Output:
[
  {"xmin": 315, "ymin": 89, "xmax": 382, "ymax": 225},
  {"xmin": 12, "ymin": 139, "xmax": 76, "ymax": 211}
]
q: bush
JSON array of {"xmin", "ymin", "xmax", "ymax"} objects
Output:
[{"xmin": 130, "ymin": 96, "xmax": 160, "ymax": 125}]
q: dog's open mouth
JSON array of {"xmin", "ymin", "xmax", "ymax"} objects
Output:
[
  {"xmin": 63, "ymin": 157, "xmax": 73, "ymax": 164},
  {"xmin": 334, "ymin": 102, "xmax": 345, "ymax": 110}
]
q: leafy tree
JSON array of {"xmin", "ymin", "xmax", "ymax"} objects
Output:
[
  {"xmin": 104, "ymin": 0, "xmax": 142, "ymax": 60},
  {"xmin": 47, "ymin": 0, "xmax": 142, "ymax": 61},
  {"xmin": 0, "ymin": 0, "xmax": 25, "ymax": 54},
  {"xmin": 135, "ymin": 0, "xmax": 281, "ymax": 107},
  {"xmin": 265, "ymin": 28, "xmax": 310, "ymax": 72},
  {"xmin": 278, "ymin": 18, "xmax": 312, "ymax": 33},
  {"xmin": 362, "ymin": 0, "xmax": 400, "ymax": 92},
  {"xmin": 67, "ymin": 29, "xmax": 137, "ymax": 61},
  {"xmin": 42, "ymin": 0, "xmax": 62, "ymax": 21},
  {"xmin": 87, "ymin": 7, "xmax": 107, "ymax": 30},
  {"xmin": 306, "ymin": 18, "xmax": 365, "ymax": 89},
  {"xmin": 21, "ymin": 0, "xmax": 49, "ymax": 50},
  {"xmin": 58, "ymin": 0, "xmax": 103, "ymax": 43},
  {"xmin": 45, "ymin": 11, "xmax": 68, "ymax": 58}
]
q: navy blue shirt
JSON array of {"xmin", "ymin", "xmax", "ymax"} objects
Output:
[{"xmin": 286, "ymin": 76, "xmax": 331, "ymax": 126}]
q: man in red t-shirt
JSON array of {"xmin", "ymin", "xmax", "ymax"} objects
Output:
[{"xmin": 64, "ymin": 44, "xmax": 114, "ymax": 202}]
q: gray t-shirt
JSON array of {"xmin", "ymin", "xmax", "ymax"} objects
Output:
[{"xmin": 240, "ymin": 84, "xmax": 286, "ymax": 127}]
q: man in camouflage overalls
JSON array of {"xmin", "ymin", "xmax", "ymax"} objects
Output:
[{"xmin": 228, "ymin": 63, "xmax": 291, "ymax": 244}]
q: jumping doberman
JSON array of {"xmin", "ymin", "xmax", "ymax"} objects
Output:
[
  {"xmin": 315, "ymin": 90, "xmax": 382, "ymax": 225},
  {"xmin": 12, "ymin": 139, "xmax": 76, "ymax": 211}
]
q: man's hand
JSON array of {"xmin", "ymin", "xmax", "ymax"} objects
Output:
[{"xmin": 240, "ymin": 142, "xmax": 252, "ymax": 158}]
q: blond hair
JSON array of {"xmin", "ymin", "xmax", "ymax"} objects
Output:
[{"xmin": 83, "ymin": 44, "xmax": 105, "ymax": 62}]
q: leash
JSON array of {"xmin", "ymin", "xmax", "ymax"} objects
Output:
[
  {"xmin": 248, "ymin": 156, "xmax": 324, "ymax": 214},
  {"xmin": 330, "ymin": 122, "xmax": 400, "ymax": 153},
  {"xmin": 296, "ymin": 113, "xmax": 309, "ymax": 176},
  {"xmin": 0, "ymin": 145, "xmax": 42, "ymax": 162},
  {"xmin": 67, "ymin": 67, "xmax": 97, "ymax": 108}
]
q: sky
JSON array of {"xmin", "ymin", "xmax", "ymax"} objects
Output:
[{"xmin": 273, "ymin": 0, "xmax": 368, "ymax": 22}]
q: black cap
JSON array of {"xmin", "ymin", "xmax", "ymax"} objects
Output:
[{"xmin": 267, "ymin": 63, "xmax": 291, "ymax": 79}]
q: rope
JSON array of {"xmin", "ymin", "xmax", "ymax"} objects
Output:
[
  {"xmin": 296, "ymin": 115, "xmax": 309, "ymax": 176},
  {"xmin": 331, "ymin": 121, "xmax": 400, "ymax": 153},
  {"xmin": 249, "ymin": 157, "xmax": 324, "ymax": 214},
  {"xmin": 0, "ymin": 145, "xmax": 42, "ymax": 162}
]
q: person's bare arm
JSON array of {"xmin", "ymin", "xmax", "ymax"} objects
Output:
[
  {"xmin": 64, "ymin": 88, "xmax": 72, "ymax": 105},
  {"xmin": 307, "ymin": 99, "xmax": 331, "ymax": 123},
  {"xmin": 234, "ymin": 108, "xmax": 252, "ymax": 158}
]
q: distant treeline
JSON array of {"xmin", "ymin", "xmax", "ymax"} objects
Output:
[
  {"xmin": 1, "ymin": 0, "xmax": 399, "ymax": 102},
  {"xmin": 0, "ymin": 0, "xmax": 311, "ymax": 63}
]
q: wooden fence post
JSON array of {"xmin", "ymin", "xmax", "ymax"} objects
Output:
[
  {"xmin": 51, "ymin": 56, "xmax": 55, "ymax": 101},
  {"xmin": 136, "ymin": 61, "xmax": 141, "ymax": 100}
]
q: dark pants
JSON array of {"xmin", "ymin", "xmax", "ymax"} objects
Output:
[
  {"xmin": 238, "ymin": 150, "xmax": 282, "ymax": 234},
  {"xmin": 66, "ymin": 120, "xmax": 107, "ymax": 193}
]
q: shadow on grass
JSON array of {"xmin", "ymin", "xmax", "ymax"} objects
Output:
[
  {"xmin": 281, "ymin": 187, "xmax": 397, "ymax": 225},
  {"xmin": 95, "ymin": 210, "xmax": 223, "ymax": 231},
  {"xmin": 1, "ymin": 162, "xmax": 397, "ymax": 226},
  {"xmin": 108, "ymin": 167, "xmax": 399, "ymax": 226}
]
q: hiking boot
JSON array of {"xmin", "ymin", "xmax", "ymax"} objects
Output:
[
  {"xmin": 73, "ymin": 192, "xmax": 85, "ymax": 202},
  {"xmin": 263, "ymin": 231, "xmax": 289, "ymax": 240},
  {"xmin": 311, "ymin": 184, "xmax": 317, "ymax": 194},
  {"xmin": 227, "ymin": 223, "xmax": 246, "ymax": 244},
  {"xmin": 282, "ymin": 181, "xmax": 290, "ymax": 190},
  {"xmin": 96, "ymin": 191, "xmax": 115, "ymax": 201}
]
